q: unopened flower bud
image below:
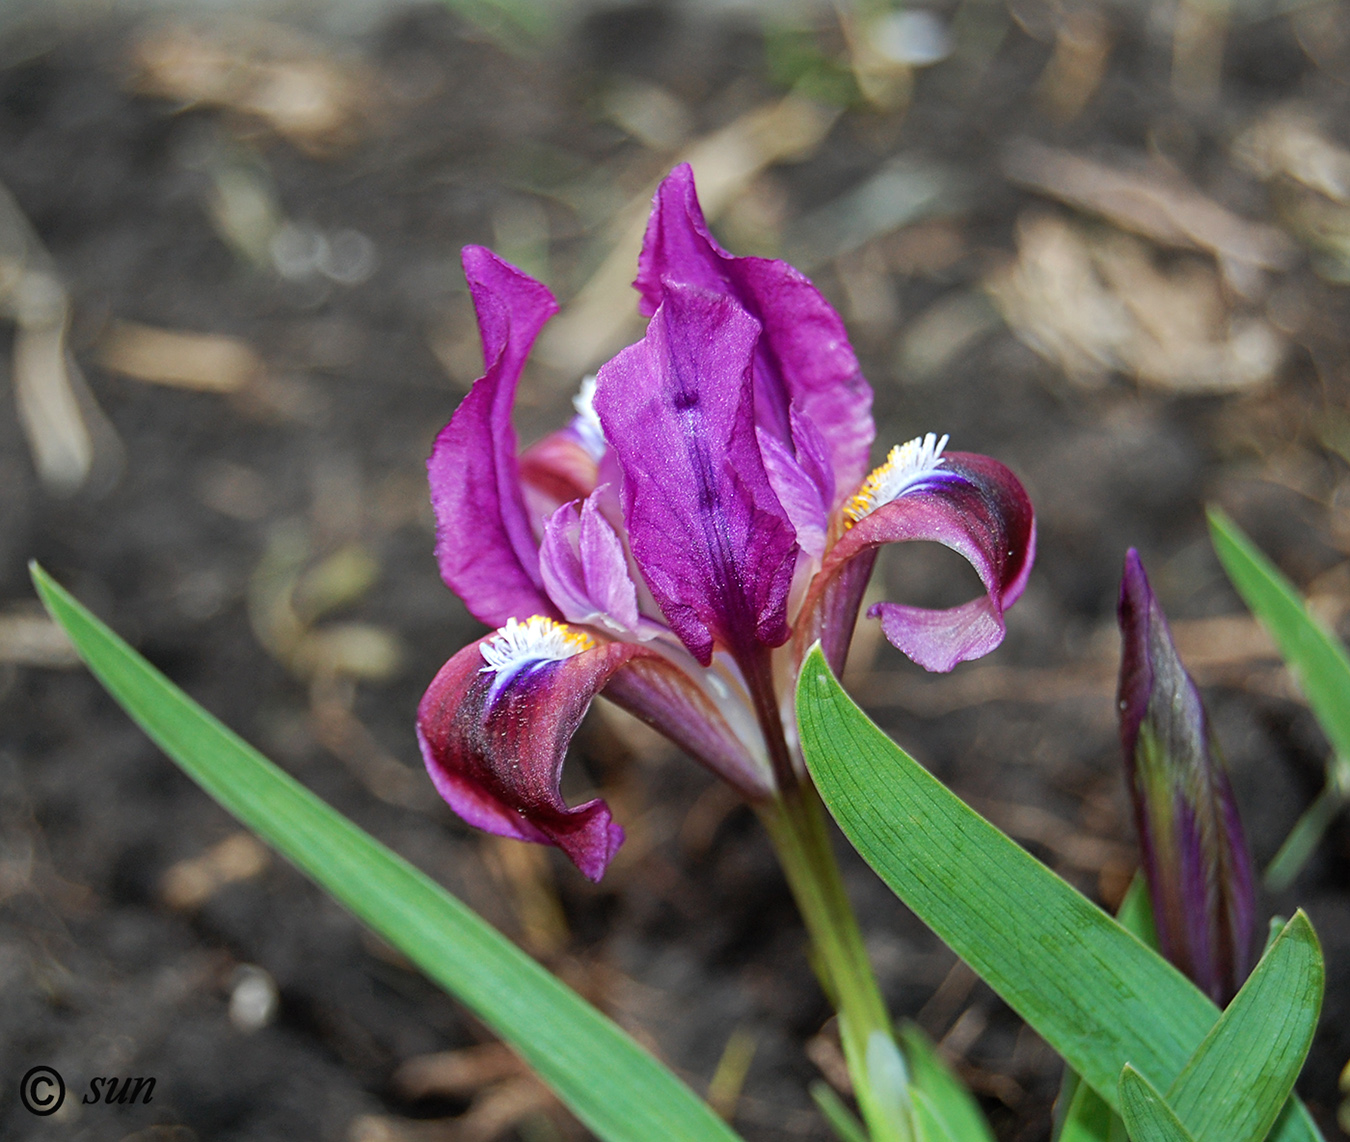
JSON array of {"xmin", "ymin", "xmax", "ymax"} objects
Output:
[{"xmin": 1118, "ymin": 549, "xmax": 1256, "ymax": 1005}]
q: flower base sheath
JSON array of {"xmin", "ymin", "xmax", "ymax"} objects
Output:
[{"xmin": 418, "ymin": 165, "xmax": 1036, "ymax": 881}]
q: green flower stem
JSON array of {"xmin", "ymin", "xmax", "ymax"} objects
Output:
[
  {"xmin": 741, "ymin": 646, "xmax": 909, "ymax": 1142},
  {"xmin": 759, "ymin": 782, "xmax": 911, "ymax": 1142}
]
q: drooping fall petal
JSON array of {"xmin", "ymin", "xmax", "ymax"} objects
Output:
[
  {"xmin": 418, "ymin": 618, "xmax": 623, "ymax": 880},
  {"xmin": 428, "ymin": 248, "xmax": 560, "ymax": 627},
  {"xmin": 797, "ymin": 443, "xmax": 1036, "ymax": 674},
  {"xmin": 594, "ymin": 284, "xmax": 799, "ymax": 665},
  {"xmin": 1118, "ymin": 549, "xmax": 1256, "ymax": 1005},
  {"xmin": 418, "ymin": 617, "xmax": 773, "ymax": 881},
  {"xmin": 635, "ymin": 164, "xmax": 874, "ymax": 511}
]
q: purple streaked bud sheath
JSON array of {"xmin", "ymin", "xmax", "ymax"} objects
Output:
[{"xmin": 1118, "ymin": 549, "xmax": 1256, "ymax": 1005}]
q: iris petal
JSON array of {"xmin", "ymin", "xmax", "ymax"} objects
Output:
[
  {"xmin": 636, "ymin": 164, "xmax": 874, "ymax": 507},
  {"xmin": 429, "ymin": 248, "xmax": 560, "ymax": 626},
  {"xmin": 539, "ymin": 490, "xmax": 643, "ymax": 636},
  {"xmin": 594, "ymin": 284, "xmax": 799, "ymax": 665},
  {"xmin": 797, "ymin": 451, "xmax": 1036, "ymax": 674},
  {"xmin": 419, "ymin": 624, "xmax": 773, "ymax": 881}
]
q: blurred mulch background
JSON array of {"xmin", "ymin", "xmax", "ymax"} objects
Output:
[{"xmin": 3, "ymin": 0, "xmax": 1350, "ymax": 1138}]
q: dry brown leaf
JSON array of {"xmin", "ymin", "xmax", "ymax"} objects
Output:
[
  {"xmin": 130, "ymin": 22, "xmax": 375, "ymax": 154},
  {"xmin": 99, "ymin": 322, "xmax": 262, "ymax": 392},
  {"xmin": 984, "ymin": 213, "xmax": 1133, "ymax": 383},
  {"xmin": 455, "ymin": 1076, "xmax": 555, "ymax": 1142},
  {"xmin": 393, "ymin": 1044, "xmax": 525, "ymax": 1101},
  {"xmin": 161, "ymin": 833, "xmax": 270, "ymax": 909},
  {"xmin": 2, "ymin": 181, "xmax": 123, "ymax": 496},
  {"xmin": 986, "ymin": 213, "xmax": 1285, "ymax": 390},
  {"xmin": 1034, "ymin": 8, "xmax": 1113, "ymax": 122},
  {"xmin": 1234, "ymin": 104, "xmax": 1350, "ymax": 203},
  {"xmin": 1003, "ymin": 139, "xmax": 1296, "ymax": 294},
  {"xmin": 347, "ymin": 1116, "xmax": 456, "ymax": 1142}
]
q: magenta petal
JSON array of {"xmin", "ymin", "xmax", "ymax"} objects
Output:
[
  {"xmin": 539, "ymin": 491, "xmax": 642, "ymax": 634},
  {"xmin": 800, "ymin": 452, "xmax": 1036, "ymax": 674},
  {"xmin": 605, "ymin": 657, "xmax": 775, "ymax": 799},
  {"xmin": 1118, "ymin": 550, "xmax": 1256, "ymax": 1004},
  {"xmin": 758, "ymin": 415, "xmax": 830, "ymax": 560},
  {"xmin": 429, "ymin": 248, "xmax": 560, "ymax": 627},
  {"xmin": 594, "ymin": 285, "xmax": 799, "ymax": 665},
  {"xmin": 635, "ymin": 164, "xmax": 874, "ymax": 506},
  {"xmin": 418, "ymin": 635, "xmax": 636, "ymax": 881},
  {"xmin": 418, "ymin": 628, "xmax": 772, "ymax": 879},
  {"xmin": 872, "ymin": 595, "xmax": 1008, "ymax": 673}
]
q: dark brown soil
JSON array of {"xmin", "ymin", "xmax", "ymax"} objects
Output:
[{"xmin": 2, "ymin": 4, "xmax": 1348, "ymax": 1140}]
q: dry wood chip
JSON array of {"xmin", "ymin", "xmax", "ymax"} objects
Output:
[
  {"xmin": 1003, "ymin": 139, "xmax": 1296, "ymax": 293},
  {"xmin": 99, "ymin": 322, "xmax": 262, "ymax": 392},
  {"xmin": 0, "ymin": 609, "xmax": 80, "ymax": 668}
]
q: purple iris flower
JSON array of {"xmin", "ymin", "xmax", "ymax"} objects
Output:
[
  {"xmin": 1118, "ymin": 550, "xmax": 1256, "ymax": 1005},
  {"xmin": 418, "ymin": 165, "xmax": 1036, "ymax": 881}
]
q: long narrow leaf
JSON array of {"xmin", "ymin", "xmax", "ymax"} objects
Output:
[
  {"xmin": 1054, "ymin": 878, "xmax": 1153, "ymax": 1142},
  {"xmin": 1119, "ymin": 1066, "xmax": 1197, "ymax": 1142},
  {"xmin": 1058, "ymin": 1078, "xmax": 1127, "ymax": 1142},
  {"xmin": 31, "ymin": 563, "xmax": 742, "ymax": 1142},
  {"xmin": 899, "ymin": 1024, "xmax": 996, "ymax": 1142},
  {"xmin": 795, "ymin": 645, "xmax": 1323, "ymax": 1142},
  {"xmin": 1208, "ymin": 507, "xmax": 1350, "ymax": 762},
  {"xmin": 810, "ymin": 1082, "xmax": 870, "ymax": 1142},
  {"xmin": 911, "ymin": 1089, "xmax": 961, "ymax": 1142},
  {"xmin": 1164, "ymin": 912, "xmax": 1322, "ymax": 1142}
]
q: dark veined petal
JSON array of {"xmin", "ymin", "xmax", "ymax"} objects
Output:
[
  {"xmin": 635, "ymin": 164, "xmax": 874, "ymax": 512},
  {"xmin": 1118, "ymin": 550, "xmax": 1256, "ymax": 1005},
  {"xmin": 594, "ymin": 284, "xmax": 799, "ymax": 665},
  {"xmin": 428, "ymin": 248, "xmax": 560, "ymax": 627},
  {"xmin": 419, "ymin": 617, "xmax": 772, "ymax": 881},
  {"xmin": 795, "ymin": 442, "xmax": 1036, "ymax": 674}
]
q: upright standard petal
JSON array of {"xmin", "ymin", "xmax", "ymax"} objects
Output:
[
  {"xmin": 418, "ymin": 616, "xmax": 771, "ymax": 880},
  {"xmin": 635, "ymin": 164, "xmax": 875, "ymax": 510},
  {"xmin": 796, "ymin": 439, "xmax": 1036, "ymax": 674},
  {"xmin": 594, "ymin": 285, "xmax": 799, "ymax": 665},
  {"xmin": 429, "ymin": 248, "xmax": 560, "ymax": 627},
  {"xmin": 1118, "ymin": 550, "xmax": 1256, "ymax": 1005}
]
